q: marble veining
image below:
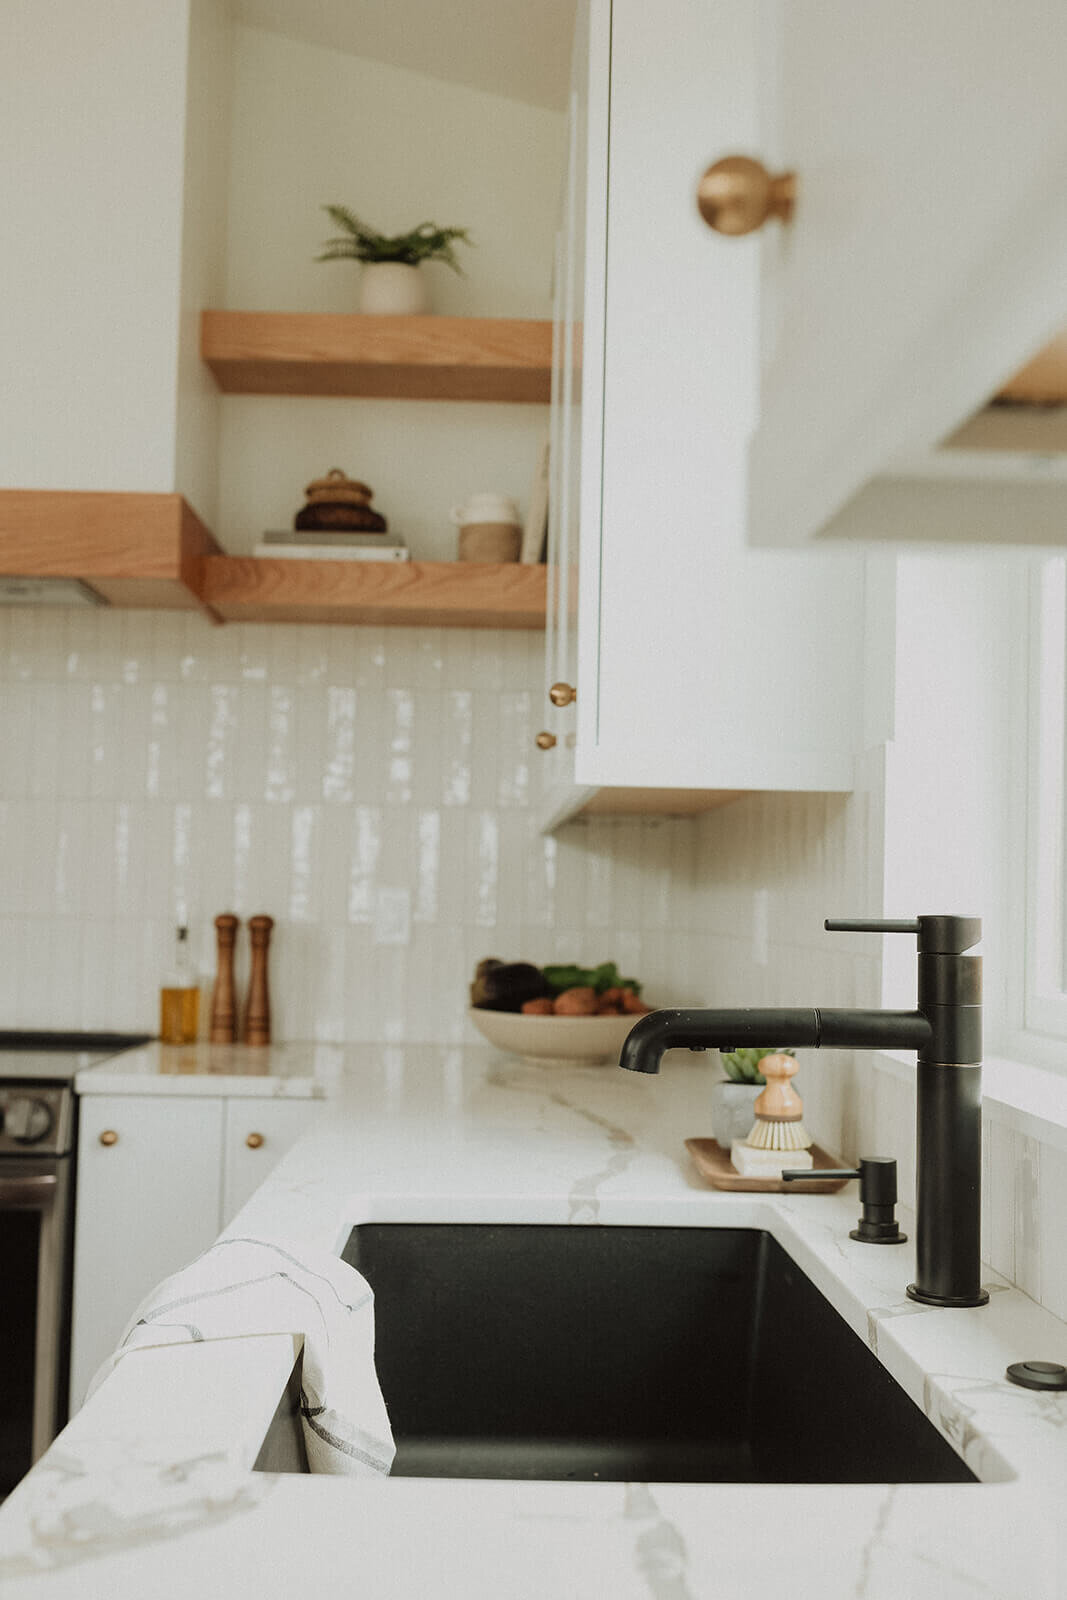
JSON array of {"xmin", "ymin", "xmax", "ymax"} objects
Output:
[
  {"xmin": 0, "ymin": 1443, "xmax": 272, "ymax": 1581},
  {"xmin": 624, "ymin": 1483, "xmax": 692, "ymax": 1600},
  {"xmin": 852, "ymin": 1484, "xmax": 896, "ymax": 1600},
  {"xmin": 487, "ymin": 1061, "xmax": 639, "ymax": 1223}
]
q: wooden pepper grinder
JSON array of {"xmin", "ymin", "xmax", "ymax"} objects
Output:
[
  {"xmin": 244, "ymin": 914, "xmax": 275, "ymax": 1046},
  {"xmin": 209, "ymin": 914, "xmax": 240, "ymax": 1043}
]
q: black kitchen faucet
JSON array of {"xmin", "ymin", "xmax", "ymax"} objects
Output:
[{"xmin": 619, "ymin": 916, "xmax": 988, "ymax": 1308}]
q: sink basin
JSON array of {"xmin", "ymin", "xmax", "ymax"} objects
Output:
[{"xmin": 341, "ymin": 1224, "xmax": 977, "ymax": 1485}]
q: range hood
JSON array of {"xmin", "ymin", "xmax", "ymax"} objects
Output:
[{"xmin": 0, "ymin": 577, "xmax": 105, "ymax": 607}]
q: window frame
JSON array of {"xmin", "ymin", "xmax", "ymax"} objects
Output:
[{"xmin": 1018, "ymin": 555, "xmax": 1067, "ymax": 1052}]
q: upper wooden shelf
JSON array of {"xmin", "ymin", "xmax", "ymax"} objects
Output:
[
  {"xmin": 0, "ymin": 491, "xmax": 221, "ymax": 613},
  {"xmin": 199, "ymin": 556, "xmax": 547, "ymax": 629},
  {"xmin": 201, "ymin": 311, "xmax": 553, "ymax": 403}
]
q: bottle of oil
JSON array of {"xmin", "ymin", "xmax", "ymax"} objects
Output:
[{"xmin": 159, "ymin": 924, "xmax": 200, "ymax": 1045}]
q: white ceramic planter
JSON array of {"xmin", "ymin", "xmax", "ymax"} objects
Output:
[
  {"xmin": 709, "ymin": 1080, "xmax": 761, "ymax": 1145},
  {"xmin": 358, "ymin": 262, "xmax": 429, "ymax": 315}
]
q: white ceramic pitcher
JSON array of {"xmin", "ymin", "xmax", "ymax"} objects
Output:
[{"xmin": 451, "ymin": 493, "xmax": 522, "ymax": 562}]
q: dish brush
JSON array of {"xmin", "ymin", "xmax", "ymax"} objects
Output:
[{"xmin": 742, "ymin": 1052, "xmax": 812, "ymax": 1151}]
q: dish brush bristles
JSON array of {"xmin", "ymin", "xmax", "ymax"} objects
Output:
[{"xmin": 744, "ymin": 1114, "xmax": 812, "ymax": 1152}]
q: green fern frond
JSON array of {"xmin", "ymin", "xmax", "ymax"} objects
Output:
[{"xmin": 316, "ymin": 207, "xmax": 473, "ymax": 272}]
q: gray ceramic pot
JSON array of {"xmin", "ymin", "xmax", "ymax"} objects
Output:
[{"xmin": 709, "ymin": 1080, "xmax": 762, "ymax": 1146}]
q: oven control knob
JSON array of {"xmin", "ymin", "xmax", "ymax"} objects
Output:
[{"xmin": 4, "ymin": 1096, "xmax": 53, "ymax": 1144}]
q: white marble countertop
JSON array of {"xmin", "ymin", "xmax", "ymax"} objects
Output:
[
  {"xmin": 75, "ymin": 1040, "xmax": 336, "ymax": 1098},
  {"xmin": 3, "ymin": 1043, "xmax": 1065, "ymax": 1598}
]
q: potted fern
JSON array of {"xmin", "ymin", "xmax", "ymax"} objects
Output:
[
  {"xmin": 316, "ymin": 206, "xmax": 472, "ymax": 314},
  {"xmin": 711, "ymin": 1047, "xmax": 796, "ymax": 1145}
]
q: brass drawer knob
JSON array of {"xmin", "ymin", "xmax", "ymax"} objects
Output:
[
  {"xmin": 98, "ymin": 1129, "xmax": 119, "ymax": 1147},
  {"xmin": 535, "ymin": 731, "xmax": 557, "ymax": 751},
  {"xmin": 697, "ymin": 156, "xmax": 796, "ymax": 236},
  {"xmin": 549, "ymin": 682, "xmax": 576, "ymax": 708},
  {"xmin": 245, "ymin": 1131, "xmax": 265, "ymax": 1149}
]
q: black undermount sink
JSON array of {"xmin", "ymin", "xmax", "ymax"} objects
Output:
[{"xmin": 341, "ymin": 1224, "xmax": 977, "ymax": 1485}]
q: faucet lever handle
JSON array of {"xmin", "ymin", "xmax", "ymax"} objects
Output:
[
  {"xmin": 825, "ymin": 915, "xmax": 981, "ymax": 954},
  {"xmin": 824, "ymin": 918, "xmax": 921, "ymax": 935}
]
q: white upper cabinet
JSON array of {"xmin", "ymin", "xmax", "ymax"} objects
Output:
[
  {"xmin": 745, "ymin": 2, "xmax": 1067, "ymax": 548},
  {"xmin": 540, "ymin": 0, "xmax": 868, "ymax": 828}
]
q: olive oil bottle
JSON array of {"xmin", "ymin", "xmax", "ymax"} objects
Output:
[{"xmin": 159, "ymin": 924, "xmax": 199, "ymax": 1045}]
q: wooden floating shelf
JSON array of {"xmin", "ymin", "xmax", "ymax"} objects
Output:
[
  {"xmin": 201, "ymin": 311, "xmax": 553, "ymax": 403},
  {"xmin": 0, "ymin": 491, "xmax": 221, "ymax": 613},
  {"xmin": 199, "ymin": 556, "xmax": 548, "ymax": 629}
]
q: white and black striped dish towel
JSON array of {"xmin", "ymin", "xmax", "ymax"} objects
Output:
[{"xmin": 87, "ymin": 1236, "xmax": 395, "ymax": 1477}]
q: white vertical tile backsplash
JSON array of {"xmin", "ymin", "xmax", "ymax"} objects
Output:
[{"xmin": 1, "ymin": 611, "xmax": 722, "ymax": 1039}]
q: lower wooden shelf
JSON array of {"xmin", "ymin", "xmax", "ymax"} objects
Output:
[{"xmin": 199, "ymin": 555, "xmax": 548, "ymax": 629}]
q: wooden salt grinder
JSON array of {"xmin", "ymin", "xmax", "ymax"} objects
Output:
[
  {"xmin": 209, "ymin": 914, "xmax": 240, "ymax": 1043},
  {"xmin": 244, "ymin": 915, "xmax": 274, "ymax": 1046}
]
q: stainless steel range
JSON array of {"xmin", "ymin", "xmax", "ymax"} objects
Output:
[{"xmin": 0, "ymin": 1031, "xmax": 148, "ymax": 1496}]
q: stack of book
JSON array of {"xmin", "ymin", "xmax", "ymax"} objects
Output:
[{"xmin": 253, "ymin": 531, "xmax": 411, "ymax": 563}]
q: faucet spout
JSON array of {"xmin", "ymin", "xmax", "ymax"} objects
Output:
[{"xmin": 619, "ymin": 1007, "xmax": 932, "ymax": 1075}]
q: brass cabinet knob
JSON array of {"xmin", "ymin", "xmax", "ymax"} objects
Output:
[
  {"xmin": 697, "ymin": 156, "xmax": 796, "ymax": 236},
  {"xmin": 98, "ymin": 1129, "xmax": 119, "ymax": 1147},
  {"xmin": 535, "ymin": 731, "xmax": 557, "ymax": 751},
  {"xmin": 245, "ymin": 1132, "xmax": 265, "ymax": 1149},
  {"xmin": 549, "ymin": 682, "xmax": 576, "ymax": 708}
]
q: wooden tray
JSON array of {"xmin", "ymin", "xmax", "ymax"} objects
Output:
[{"xmin": 685, "ymin": 1138, "xmax": 850, "ymax": 1194}]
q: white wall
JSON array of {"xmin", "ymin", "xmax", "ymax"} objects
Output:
[
  {"xmin": 0, "ymin": 1, "xmax": 190, "ymax": 491},
  {"xmin": 217, "ymin": 25, "xmax": 566, "ymax": 557},
  {"xmin": 172, "ymin": 0, "xmax": 234, "ymax": 528},
  {"xmin": 878, "ymin": 550, "xmax": 1030, "ymax": 1038},
  {"xmin": 225, "ymin": 25, "xmax": 565, "ymax": 319}
]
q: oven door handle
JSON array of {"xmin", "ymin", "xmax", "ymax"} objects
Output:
[{"xmin": 0, "ymin": 1171, "xmax": 57, "ymax": 1208}]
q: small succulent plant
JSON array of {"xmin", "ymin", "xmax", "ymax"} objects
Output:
[
  {"xmin": 316, "ymin": 206, "xmax": 472, "ymax": 272},
  {"xmin": 719, "ymin": 1046, "xmax": 795, "ymax": 1086}
]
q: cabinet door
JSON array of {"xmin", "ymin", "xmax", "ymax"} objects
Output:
[
  {"xmin": 540, "ymin": 23, "xmax": 588, "ymax": 826},
  {"xmin": 569, "ymin": 0, "xmax": 865, "ymax": 801},
  {"xmin": 70, "ymin": 1096, "xmax": 223, "ymax": 1411},
  {"xmin": 221, "ymin": 1097, "xmax": 322, "ymax": 1227},
  {"xmin": 747, "ymin": 2, "xmax": 1067, "ymax": 547}
]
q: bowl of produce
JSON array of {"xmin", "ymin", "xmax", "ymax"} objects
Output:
[{"xmin": 468, "ymin": 959, "xmax": 653, "ymax": 1065}]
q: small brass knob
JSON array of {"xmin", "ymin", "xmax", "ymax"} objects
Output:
[
  {"xmin": 98, "ymin": 1129, "xmax": 118, "ymax": 1147},
  {"xmin": 245, "ymin": 1132, "xmax": 265, "ymax": 1149},
  {"xmin": 535, "ymin": 731, "xmax": 557, "ymax": 751},
  {"xmin": 697, "ymin": 156, "xmax": 796, "ymax": 236},
  {"xmin": 549, "ymin": 682, "xmax": 576, "ymax": 708}
]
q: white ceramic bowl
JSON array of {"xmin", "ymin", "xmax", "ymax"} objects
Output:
[{"xmin": 468, "ymin": 1005, "xmax": 643, "ymax": 1065}]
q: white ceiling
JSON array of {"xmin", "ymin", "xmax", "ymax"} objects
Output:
[{"xmin": 232, "ymin": 0, "xmax": 577, "ymax": 110}]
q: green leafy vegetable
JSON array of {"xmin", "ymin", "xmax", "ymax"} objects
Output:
[{"xmin": 541, "ymin": 961, "xmax": 641, "ymax": 997}]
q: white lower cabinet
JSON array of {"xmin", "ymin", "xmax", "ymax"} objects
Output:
[
  {"xmin": 221, "ymin": 1097, "xmax": 323, "ymax": 1226},
  {"xmin": 69, "ymin": 1093, "xmax": 321, "ymax": 1412}
]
